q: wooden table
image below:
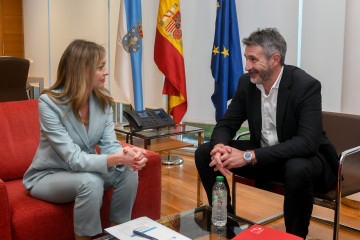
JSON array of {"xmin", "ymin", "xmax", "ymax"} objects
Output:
[
  {"xmin": 115, "ymin": 123, "xmax": 205, "ymax": 205},
  {"xmin": 114, "ymin": 123, "xmax": 204, "ymax": 152}
]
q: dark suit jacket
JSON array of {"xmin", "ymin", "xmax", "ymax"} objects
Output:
[{"xmin": 210, "ymin": 65, "xmax": 338, "ymax": 190}]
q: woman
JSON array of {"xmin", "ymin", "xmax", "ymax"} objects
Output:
[{"xmin": 23, "ymin": 39, "xmax": 147, "ymax": 240}]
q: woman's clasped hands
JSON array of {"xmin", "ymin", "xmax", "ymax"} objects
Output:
[
  {"xmin": 107, "ymin": 146, "xmax": 148, "ymax": 171},
  {"xmin": 122, "ymin": 146, "xmax": 148, "ymax": 171}
]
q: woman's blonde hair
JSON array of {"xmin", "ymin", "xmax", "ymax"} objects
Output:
[{"xmin": 43, "ymin": 39, "xmax": 113, "ymax": 123}]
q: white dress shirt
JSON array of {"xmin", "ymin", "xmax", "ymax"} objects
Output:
[{"xmin": 255, "ymin": 66, "xmax": 284, "ymax": 147}]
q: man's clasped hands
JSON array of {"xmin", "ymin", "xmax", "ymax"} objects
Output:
[{"xmin": 210, "ymin": 144, "xmax": 255, "ymax": 176}]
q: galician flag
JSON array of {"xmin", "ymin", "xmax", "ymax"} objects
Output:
[
  {"xmin": 154, "ymin": 0, "xmax": 187, "ymax": 123},
  {"xmin": 114, "ymin": 0, "xmax": 143, "ymax": 111},
  {"xmin": 211, "ymin": 0, "xmax": 243, "ymax": 122}
]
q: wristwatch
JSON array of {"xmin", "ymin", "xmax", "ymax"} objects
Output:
[{"xmin": 243, "ymin": 151, "xmax": 253, "ymax": 164}]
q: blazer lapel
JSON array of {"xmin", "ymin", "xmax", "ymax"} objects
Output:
[
  {"xmin": 87, "ymin": 93, "xmax": 104, "ymax": 144},
  {"xmin": 276, "ymin": 65, "xmax": 292, "ymax": 139},
  {"xmin": 249, "ymin": 84, "xmax": 262, "ymax": 145},
  {"xmin": 65, "ymin": 104, "xmax": 89, "ymax": 148}
]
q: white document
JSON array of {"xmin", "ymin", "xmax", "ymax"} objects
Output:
[{"xmin": 104, "ymin": 216, "xmax": 191, "ymax": 240}]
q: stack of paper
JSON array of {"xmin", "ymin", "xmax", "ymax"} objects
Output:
[{"xmin": 105, "ymin": 216, "xmax": 191, "ymax": 240}]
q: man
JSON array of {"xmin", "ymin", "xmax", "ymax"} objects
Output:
[{"xmin": 195, "ymin": 28, "xmax": 338, "ymax": 239}]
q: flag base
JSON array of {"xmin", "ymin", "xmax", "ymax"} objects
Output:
[{"xmin": 161, "ymin": 155, "xmax": 184, "ymax": 165}]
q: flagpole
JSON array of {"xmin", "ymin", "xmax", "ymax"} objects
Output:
[
  {"xmin": 161, "ymin": 88, "xmax": 184, "ymax": 165},
  {"xmin": 155, "ymin": 0, "xmax": 186, "ymax": 165}
]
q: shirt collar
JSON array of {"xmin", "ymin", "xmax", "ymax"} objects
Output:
[{"xmin": 255, "ymin": 66, "xmax": 284, "ymax": 94}]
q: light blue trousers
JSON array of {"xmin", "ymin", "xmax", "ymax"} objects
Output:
[{"xmin": 29, "ymin": 167, "xmax": 138, "ymax": 236}]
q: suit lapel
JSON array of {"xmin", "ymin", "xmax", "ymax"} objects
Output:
[
  {"xmin": 87, "ymin": 93, "xmax": 103, "ymax": 145},
  {"xmin": 65, "ymin": 103, "xmax": 89, "ymax": 148},
  {"xmin": 276, "ymin": 65, "xmax": 292, "ymax": 139},
  {"xmin": 249, "ymin": 84, "xmax": 262, "ymax": 144}
]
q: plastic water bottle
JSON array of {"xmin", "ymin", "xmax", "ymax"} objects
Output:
[
  {"xmin": 211, "ymin": 225, "xmax": 226, "ymax": 239},
  {"xmin": 211, "ymin": 176, "xmax": 227, "ymax": 227}
]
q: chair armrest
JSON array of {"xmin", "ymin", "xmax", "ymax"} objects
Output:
[
  {"xmin": 339, "ymin": 146, "xmax": 360, "ymax": 165},
  {"xmin": 0, "ymin": 179, "xmax": 12, "ymax": 240},
  {"xmin": 234, "ymin": 131, "xmax": 250, "ymax": 140},
  {"xmin": 120, "ymin": 142, "xmax": 162, "ymax": 220},
  {"xmin": 338, "ymin": 146, "xmax": 360, "ymax": 178}
]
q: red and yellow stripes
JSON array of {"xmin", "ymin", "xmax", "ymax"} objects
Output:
[{"xmin": 154, "ymin": 0, "xmax": 187, "ymax": 123}]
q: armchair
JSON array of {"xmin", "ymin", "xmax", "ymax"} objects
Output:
[
  {"xmin": 0, "ymin": 56, "xmax": 30, "ymax": 102},
  {"xmin": 0, "ymin": 100, "xmax": 161, "ymax": 240},
  {"xmin": 231, "ymin": 111, "xmax": 360, "ymax": 240}
]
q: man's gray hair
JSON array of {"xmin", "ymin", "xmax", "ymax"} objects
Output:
[{"xmin": 242, "ymin": 28, "xmax": 287, "ymax": 65}]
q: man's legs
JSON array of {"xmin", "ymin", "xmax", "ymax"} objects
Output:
[
  {"xmin": 195, "ymin": 142, "xmax": 226, "ymax": 206},
  {"xmin": 283, "ymin": 157, "xmax": 323, "ymax": 239},
  {"xmin": 195, "ymin": 141, "xmax": 256, "ymax": 213},
  {"xmin": 195, "ymin": 141, "xmax": 324, "ymax": 239}
]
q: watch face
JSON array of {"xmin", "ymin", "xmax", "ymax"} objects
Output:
[{"xmin": 244, "ymin": 151, "xmax": 252, "ymax": 161}]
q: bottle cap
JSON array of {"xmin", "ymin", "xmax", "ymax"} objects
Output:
[{"xmin": 216, "ymin": 176, "xmax": 224, "ymax": 181}]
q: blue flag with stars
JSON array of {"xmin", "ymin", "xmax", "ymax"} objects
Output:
[{"xmin": 211, "ymin": 0, "xmax": 243, "ymax": 122}]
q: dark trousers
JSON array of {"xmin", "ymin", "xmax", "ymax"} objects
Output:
[{"xmin": 195, "ymin": 141, "xmax": 326, "ymax": 239}]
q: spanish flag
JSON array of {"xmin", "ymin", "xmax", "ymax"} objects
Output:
[{"xmin": 154, "ymin": 0, "xmax": 187, "ymax": 123}]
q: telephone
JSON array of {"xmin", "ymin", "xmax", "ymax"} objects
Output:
[{"xmin": 123, "ymin": 108, "xmax": 176, "ymax": 130}]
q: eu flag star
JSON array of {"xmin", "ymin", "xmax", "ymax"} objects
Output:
[
  {"xmin": 213, "ymin": 46, "xmax": 220, "ymax": 56},
  {"xmin": 221, "ymin": 47, "xmax": 229, "ymax": 58}
]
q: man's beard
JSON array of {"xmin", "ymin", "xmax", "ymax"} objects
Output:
[{"xmin": 249, "ymin": 64, "xmax": 273, "ymax": 84}]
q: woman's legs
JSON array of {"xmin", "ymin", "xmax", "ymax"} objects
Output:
[
  {"xmin": 104, "ymin": 167, "xmax": 138, "ymax": 224},
  {"xmin": 30, "ymin": 168, "xmax": 139, "ymax": 237},
  {"xmin": 30, "ymin": 171, "xmax": 105, "ymax": 237}
]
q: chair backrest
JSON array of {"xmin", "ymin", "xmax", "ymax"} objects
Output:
[
  {"xmin": 323, "ymin": 111, "xmax": 360, "ymax": 197},
  {"xmin": 0, "ymin": 56, "xmax": 30, "ymax": 102},
  {"xmin": 0, "ymin": 100, "xmax": 40, "ymax": 181},
  {"xmin": 322, "ymin": 111, "xmax": 360, "ymax": 155}
]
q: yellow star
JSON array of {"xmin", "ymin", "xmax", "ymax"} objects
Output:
[
  {"xmin": 217, "ymin": 2, "xmax": 220, "ymax": 8},
  {"xmin": 221, "ymin": 47, "xmax": 229, "ymax": 58},
  {"xmin": 213, "ymin": 46, "xmax": 220, "ymax": 56}
]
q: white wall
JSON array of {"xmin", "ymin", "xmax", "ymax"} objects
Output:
[
  {"xmin": 23, "ymin": 0, "xmax": 360, "ymax": 125},
  {"xmin": 342, "ymin": 0, "xmax": 360, "ymax": 115},
  {"xmin": 180, "ymin": 0, "xmax": 216, "ymax": 123},
  {"xmin": 23, "ymin": 0, "xmax": 49, "ymax": 84},
  {"xmin": 50, "ymin": 0, "xmax": 108, "ymax": 86},
  {"xmin": 238, "ymin": 0, "xmax": 299, "ymax": 66},
  {"xmin": 301, "ymin": 0, "xmax": 346, "ymax": 112}
]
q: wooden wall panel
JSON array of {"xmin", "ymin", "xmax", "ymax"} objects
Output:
[{"xmin": 0, "ymin": 0, "xmax": 24, "ymax": 57}]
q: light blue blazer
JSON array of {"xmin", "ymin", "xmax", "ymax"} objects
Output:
[{"xmin": 23, "ymin": 90, "xmax": 123, "ymax": 190}]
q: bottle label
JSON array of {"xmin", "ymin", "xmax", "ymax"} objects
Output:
[{"xmin": 212, "ymin": 194, "xmax": 226, "ymax": 203}]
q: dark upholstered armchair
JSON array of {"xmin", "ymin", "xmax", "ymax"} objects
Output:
[
  {"xmin": 231, "ymin": 111, "xmax": 360, "ymax": 240},
  {"xmin": 0, "ymin": 56, "xmax": 30, "ymax": 102}
]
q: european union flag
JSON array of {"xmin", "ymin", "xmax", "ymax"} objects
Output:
[{"xmin": 211, "ymin": 0, "xmax": 243, "ymax": 122}]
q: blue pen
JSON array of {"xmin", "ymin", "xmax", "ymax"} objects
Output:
[{"xmin": 133, "ymin": 230, "xmax": 159, "ymax": 240}]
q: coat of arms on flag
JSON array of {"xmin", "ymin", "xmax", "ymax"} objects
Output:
[
  {"xmin": 115, "ymin": 0, "xmax": 144, "ymax": 111},
  {"xmin": 159, "ymin": 3, "xmax": 182, "ymax": 43},
  {"xmin": 122, "ymin": 21, "xmax": 143, "ymax": 53}
]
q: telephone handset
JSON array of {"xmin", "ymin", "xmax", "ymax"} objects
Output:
[{"xmin": 123, "ymin": 108, "xmax": 176, "ymax": 130}]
